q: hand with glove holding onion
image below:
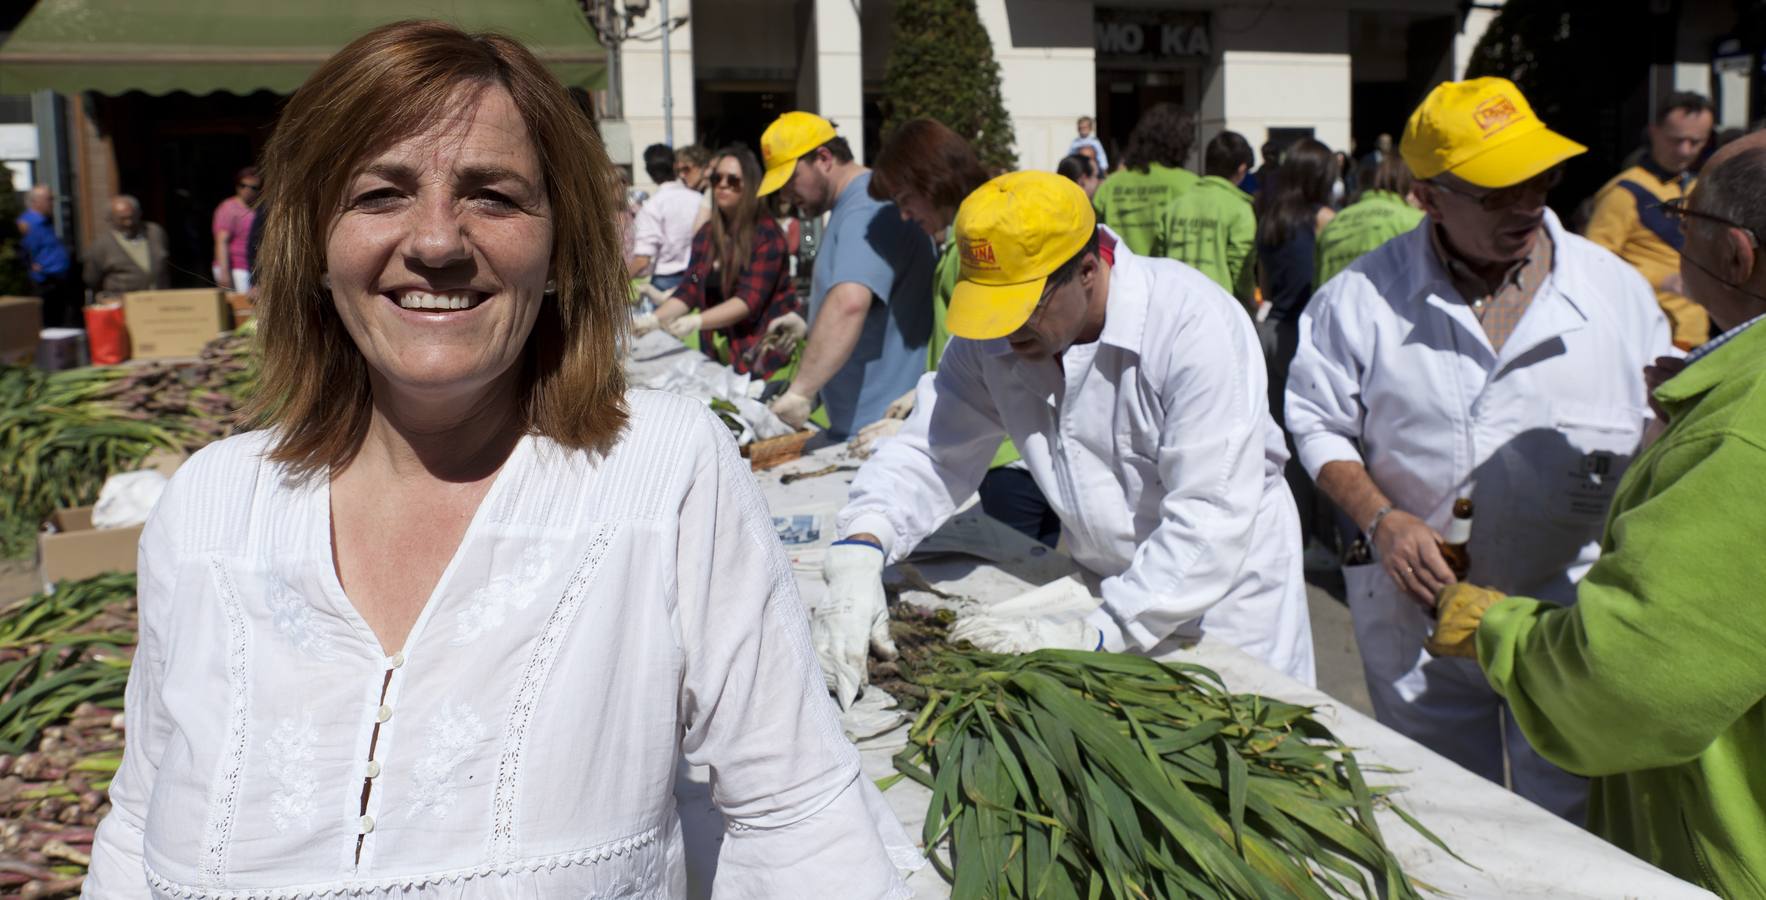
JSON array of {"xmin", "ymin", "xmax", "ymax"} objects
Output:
[{"xmin": 1425, "ymin": 583, "xmax": 1508, "ymax": 658}]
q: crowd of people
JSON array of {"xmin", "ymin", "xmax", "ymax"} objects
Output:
[{"xmin": 14, "ymin": 17, "xmax": 1757, "ymax": 896}]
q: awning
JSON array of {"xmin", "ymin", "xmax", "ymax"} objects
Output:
[{"xmin": 0, "ymin": 0, "xmax": 606, "ymax": 96}]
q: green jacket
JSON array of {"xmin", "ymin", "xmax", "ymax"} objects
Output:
[
  {"xmin": 1479, "ymin": 320, "xmax": 1766, "ymax": 898},
  {"xmin": 1092, "ymin": 164, "xmax": 1199, "ymax": 257},
  {"xmin": 1313, "ymin": 191, "xmax": 1423, "ymax": 286},
  {"xmin": 932, "ymin": 241, "xmax": 1019, "ymax": 469},
  {"xmin": 1154, "ymin": 174, "xmax": 1255, "ymax": 312}
]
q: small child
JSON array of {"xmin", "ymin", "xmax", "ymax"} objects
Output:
[{"xmin": 1068, "ymin": 116, "xmax": 1109, "ymax": 171}]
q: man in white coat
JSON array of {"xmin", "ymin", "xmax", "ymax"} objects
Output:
[
  {"xmin": 1285, "ymin": 78, "xmax": 1673, "ymax": 820},
  {"xmin": 815, "ymin": 171, "xmax": 1314, "ymax": 710}
]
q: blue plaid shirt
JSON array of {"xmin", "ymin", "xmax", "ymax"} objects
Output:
[{"xmin": 1684, "ymin": 313, "xmax": 1766, "ymax": 368}]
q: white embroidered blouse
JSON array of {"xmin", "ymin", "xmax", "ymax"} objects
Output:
[{"xmin": 84, "ymin": 391, "xmax": 911, "ymax": 899}]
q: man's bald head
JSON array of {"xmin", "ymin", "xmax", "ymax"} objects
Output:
[
  {"xmin": 109, "ymin": 195, "xmax": 141, "ymax": 234},
  {"xmin": 1682, "ymin": 131, "xmax": 1766, "ymax": 331},
  {"xmin": 26, "ymin": 185, "xmax": 51, "ymax": 214}
]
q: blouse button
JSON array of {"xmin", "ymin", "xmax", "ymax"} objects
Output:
[
  {"xmin": 376, "ymin": 704, "xmax": 393, "ymax": 723},
  {"xmin": 359, "ymin": 814, "xmax": 376, "ymax": 834},
  {"xmin": 387, "ymin": 652, "xmax": 406, "ymax": 670},
  {"xmin": 365, "ymin": 760, "xmax": 382, "ymax": 779}
]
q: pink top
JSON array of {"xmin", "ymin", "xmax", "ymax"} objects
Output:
[{"xmin": 212, "ymin": 196, "xmax": 256, "ymax": 272}]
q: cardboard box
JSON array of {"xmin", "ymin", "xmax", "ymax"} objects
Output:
[
  {"xmin": 0, "ymin": 295, "xmax": 43, "ymax": 365},
  {"xmin": 123, "ymin": 289, "xmax": 230, "ymax": 360},
  {"xmin": 36, "ymin": 449, "xmax": 187, "ymax": 591}
]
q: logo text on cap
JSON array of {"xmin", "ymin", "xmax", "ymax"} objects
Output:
[
  {"xmin": 1473, "ymin": 95, "xmax": 1522, "ymax": 137},
  {"xmin": 960, "ymin": 239, "xmax": 999, "ymax": 270}
]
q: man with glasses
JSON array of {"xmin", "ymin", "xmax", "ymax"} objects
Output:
[
  {"xmin": 1426, "ymin": 133, "xmax": 1766, "ymax": 896},
  {"xmin": 1285, "ymin": 78, "xmax": 1673, "ymax": 820},
  {"xmin": 813, "ymin": 171, "xmax": 1313, "ymax": 709},
  {"xmin": 758, "ymin": 112, "xmax": 934, "ymax": 438},
  {"xmin": 212, "ymin": 167, "xmax": 261, "ymax": 291}
]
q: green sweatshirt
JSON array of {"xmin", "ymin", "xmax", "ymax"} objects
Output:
[
  {"xmin": 1313, "ymin": 191, "xmax": 1424, "ymax": 286},
  {"xmin": 932, "ymin": 241, "xmax": 1019, "ymax": 469},
  {"xmin": 1092, "ymin": 164, "xmax": 1199, "ymax": 257},
  {"xmin": 1478, "ymin": 320, "xmax": 1766, "ymax": 898},
  {"xmin": 1154, "ymin": 174, "xmax": 1256, "ymax": 312}
]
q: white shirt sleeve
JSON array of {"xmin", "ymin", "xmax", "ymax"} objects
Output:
[
  {"xmin": 85, "ymin": 506, "xmax": 180, "ymax": 897},
  {"xmin": 1084, "ymin": 301, "xmax": 1273, "ymax": 652},
  {"xmin": 1285, "ymin": 278, "xmax": 1369, "ymax": 480},
  {"xmin": 674, "ymin": 417, "xmax": 906, "ymax": 899},
  {"xmin": 630, "ymin": 192, "xmax": 667, "ymax": 260},
  {"xmin": 836, "ymin": 343, "xmax": 1008, "ymax": 558}
]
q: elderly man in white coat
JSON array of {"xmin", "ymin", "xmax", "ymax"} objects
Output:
[
  {"xmin": 813, "ymin": 171, "xmax": 1314, "ymax": 711},
  {"xmin": 1285, "ymin": 78, "xmax": 1673, "ymax": 820}
]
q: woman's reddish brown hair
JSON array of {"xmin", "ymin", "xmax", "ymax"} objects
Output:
[
  {"xmin": 247, "ymin": 20, "xmax": 629, "ymax": 475},
  {"xmin": 868, "ymin": 118, "xmax": 991, "ymax": 218}
]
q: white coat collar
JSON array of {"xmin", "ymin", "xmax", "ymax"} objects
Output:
[{"xmin": 1418, "ymin": 209, "xmax": 1590, "ymax": 367}]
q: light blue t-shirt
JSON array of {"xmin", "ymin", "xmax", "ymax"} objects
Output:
[{"xmin": 808, "ymin": 172, "xmax": 935, "ymax": 438}]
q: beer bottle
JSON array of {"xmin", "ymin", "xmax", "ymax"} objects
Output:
[{"xmin": 1438, "ymin": 497, "xmax": 1473, "ymax": 580}]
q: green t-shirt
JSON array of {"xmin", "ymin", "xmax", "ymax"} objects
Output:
[
  {"xmin": 1154, "ymin": 174, "xmax": 1256, "ymax": 311},
  {"xmin": 1313, "ymin": 190, "xmax": 1424, "ymax": 286},
  {"xmin": 1092, "ymin": 163, "xmax": 1199, "ymax": 257},
  {"xmin": 931, "ymin": 240, "xmax": 1019, "ymax": 469}
]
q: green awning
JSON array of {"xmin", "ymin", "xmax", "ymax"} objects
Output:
[{"xmin": 0, "ymin": 0, "xmax": 606, "ymax": 96}]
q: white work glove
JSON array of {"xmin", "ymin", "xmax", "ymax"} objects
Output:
[
  {"xmin": 761, "ymin": 312, "xmax": 807, "ymax": 355},
  {"xmin": 770, "ymin": 390, "xmax": 815, "ymax": 429},
  {"xmin": 664, "ymin": 311, "xmax": 702, "ymax": 339},
  {"xmin": 815, "ymin": 543, "xmax": 897, "ymax": 710},
  {"xmin": 883, "ymin": 388, "xmax": 917, "ymax": 421},
  {"xmin": 849, "ymin": 417, "xmax": 905, "ymax": 459},
  {"xmin": 948, "ymin": 578, "xmax": 1105, "ymax": 654},
  {"xmin": 631, "ymin": 312, "xmax": 661, "ymax": 336}
]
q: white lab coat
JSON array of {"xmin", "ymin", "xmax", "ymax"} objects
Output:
[
  {"xmin": 1285, "ymin": 210, "xmax": 1672, "ymax": 816},
  {"xmin": 839, "ymin": 236, "xmax": 1315, "ymax": 684}
]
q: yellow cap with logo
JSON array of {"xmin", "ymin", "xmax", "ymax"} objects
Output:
[
  {"xmin": 1401, "ymin": 77, "xmax": 1587, "ymax": 188},
  {"xmin": 758, "ymin": 111, "xmax": 838, "ymax": 196},
  {"xmin": 947, "ymin": 171, "xmax": 1096, "ymax": 341}
]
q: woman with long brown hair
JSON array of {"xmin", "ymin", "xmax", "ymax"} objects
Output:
[
  {"xmin": 636, "ymin": 145, "xmax": 802, "ymax": 379},
  {"xmin": 858, "ymin": 117, "xmax": 1060, "ymax": 548},
  {"xmin": 85, "ymin": 20, "xmax": 909, "ymax": 896}
]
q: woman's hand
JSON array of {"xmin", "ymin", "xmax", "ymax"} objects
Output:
[
  {"xmin": 1374, "ymin": 510, "xmax": 1455, "ymax": 605},
  {"xmin": 665, "ymin": 312, "xmax": 702, "ymax": 338},
  {"xmin": 631, "ymin": 312, "xmax": 660, "ymax": 336}
]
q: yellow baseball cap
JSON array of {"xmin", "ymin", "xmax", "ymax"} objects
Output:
[
  {"xmin": 947, "ymin": 171, "xmax": 1097, "ymax": 341},
  {"xmin": 758, "ymin": 111, "xmax": 838, "ymax": 196},
  {"xmin": 1401, "ymin": 77, "xmax": 1587, "ymax": 188}
]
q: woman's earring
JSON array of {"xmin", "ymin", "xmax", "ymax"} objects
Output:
[
  {"xmin": 544, "ymin": 279, "xmax": 557, "ymax": 296},
  {"xmin": 320, "ymin": 273, "xmax": 331, "ymax": 291}
]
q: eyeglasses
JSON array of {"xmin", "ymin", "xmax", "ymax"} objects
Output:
[
  {"xmin": 1658, "ymin": 197, "xmax": 1761, "ymax": 247},
  {"xmin": 1429, "ymin": 167, "xmax": 1561, "ymax": 211},
  {"xmin": 708, "ymin": 172, "xmax": 743, "ymax": 190}
]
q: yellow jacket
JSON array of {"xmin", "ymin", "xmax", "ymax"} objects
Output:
[{"xmin": 1585, "ymin": 161, "xmax": 1707, "ymax": 347}]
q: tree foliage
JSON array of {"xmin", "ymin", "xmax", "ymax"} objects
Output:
[{"xmin": 880, "ymin": 0, "xmax": 1018, "ymax": 172}]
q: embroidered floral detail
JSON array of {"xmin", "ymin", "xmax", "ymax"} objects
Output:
[
  {"xmin": 263, "ymin": 711, "xmax": 319, "ymax": 832},
  {"xmin": 200, "ymin": 559, "xmax": 253, "ymax": 888},
  {"xmin": 451, "ymin": 547, "xmax": 552, "ymax": 645},
  {"xmin": 266, "ymin": 579, "xmax": 336, "ymax": 661},
  {"xmin": 407, "ymin": 701, "xmax": 487, "ymax": 821}
]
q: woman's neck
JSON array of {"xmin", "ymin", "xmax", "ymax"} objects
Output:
[{"xmin": 352, "ymin": 372, "xmax": 525, "ymax": 485}]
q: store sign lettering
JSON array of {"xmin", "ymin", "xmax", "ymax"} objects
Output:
[{"xmin": 1095, "ymin": 21, "xmax": 1210, "ymax": 58}]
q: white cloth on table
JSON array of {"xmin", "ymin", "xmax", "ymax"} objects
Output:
[
  {"xmin": 1283, "ymin": 208, "xmax": 1673, "ymax": 818},
  {"xmin": 84, "ymin": 391, "xmax": 910, "ymax": 899},
  {"xmin": 838, "ymin": 233, "xmax": 1314, "ymax": 684},
  {"xmin": 631, "ymin": 180, "xmax": 703, "ymax": 277}
]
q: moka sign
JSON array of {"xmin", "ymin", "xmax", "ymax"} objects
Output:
[{"xmin": 1094, "ymin": 10, "xmax": 1211, "ymax": 62}]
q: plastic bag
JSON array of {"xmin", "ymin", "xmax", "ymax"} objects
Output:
[
  {"xmin": 92, "ymin": 470, "xmax": 169, "ymax": 529},
  {"xmin": 84, "ymin": 303, "xmax": 130, "ymax": 365}
]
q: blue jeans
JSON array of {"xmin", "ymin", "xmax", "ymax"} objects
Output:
[
  {"xmin": 977, "ymin": 468, "xmax": 1061, "ymax": 548},
  {"xmin": 650, "ymin": 271, "xmax": 687, "ymax": 293}
]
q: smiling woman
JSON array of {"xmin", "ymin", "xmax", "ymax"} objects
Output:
[{"xmin": 83, "ymin": 19, "xmax": 913, "ymax": 899}]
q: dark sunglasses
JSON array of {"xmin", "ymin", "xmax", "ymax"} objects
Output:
[
  {"xmin": 1657, "ymin": 197, "xmax": 1761, "ymax": 247},
  {"xmin": 1429, "ymin": 167, "xmax": 1561, "ymax": 211},
  {"xmin": 708, "ymin": 172, "xmax": 743, "ymax": 190}
]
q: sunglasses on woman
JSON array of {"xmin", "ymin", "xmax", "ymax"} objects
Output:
[{"xmin": 709, "ymin": 172, "xmax": 743, "ymax": 190}]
